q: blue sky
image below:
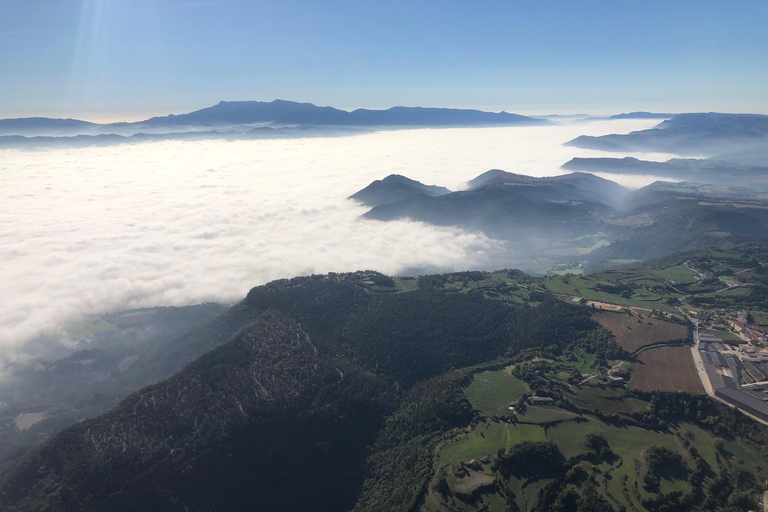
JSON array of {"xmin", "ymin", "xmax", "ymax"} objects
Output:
[{"xmin": 1, "ymin": 0, "xmax": 767, "ymax": 120}]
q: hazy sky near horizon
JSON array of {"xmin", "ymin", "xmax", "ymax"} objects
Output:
[
  {"xmin": 1, "ymin": 0, "xmax": 767, "ymax": 119},
  {"xmin": 0, "ymin": 119, "xmax": 673, "ymax": 367}
]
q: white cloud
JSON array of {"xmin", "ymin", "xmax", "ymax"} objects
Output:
[{"xmin": 0, "ymin": 119, "xmax": 673, "ymax": 366}]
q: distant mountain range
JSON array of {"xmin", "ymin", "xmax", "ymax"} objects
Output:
[
  {"xmin": 0, "ymin": 117, "xmax": 97, "ymax": 137},
  {"xmin": 119, "ymin": 100, "xmax": 549, "ymax": 129},
  {"xmin": 0, "ymin": 126, "xmax": 358, "ymax": 149},
  {"xmin": 566, "ymin": 113, "xmax": 768, "ymax": 156},
  {"xmin": 607, "ymin": 112, "xmax": 676, "ymax": 120},
  {"xmin": 0, "ymin": 100, "xmax": 549, "ymax": 148},
  {"xmin": 532, "ymin": 112, "xmax": 676, "ymax": 121}
]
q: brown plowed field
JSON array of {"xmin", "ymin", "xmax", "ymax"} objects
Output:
[
  {"xmin": 630, "ymin": 346, "xmax": 704, "ymax": 394},
  {"xmin": 592, "ymin": 310, "xmax": 689, "ymax": 353}
]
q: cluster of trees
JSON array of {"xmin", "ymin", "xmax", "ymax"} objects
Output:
[
  {"xmin": 352, "ymin": 372, "xmax": 474, "ymax": 511},
  {"xmin": 595, "ymin": 281, "xmax": 634, "ymax": 298},
  {"xmin": 490, "ymin": 440, "xmax": 617, "ymax": 512},
  {"xmin": 688, "ymin": 282, "xmax": 768, "ymax": 310},
  {"xmin": 583, "ymin": 433, "xmax": 616, "ymax": 463},
  {"xmin": 643, "ymin": 446, "xmax": 684, "ymax": 491},
  {"xmin": 531, "ymin": 483, "xmax": 615, "ymax": 512},
  {"xmin": 0, "ymin": 311, "xmax": 394, "ymax": 511},
  {"xmin": 628, "ymin": 390, "xmax": 765, "ymax": 438},
  {"xmin": 640, "ymin": 444, "xmax": 759, "ymax": 512},
  {"xmin": 492, "ymin": 441, "xmax": 566, "ymax": 479}
]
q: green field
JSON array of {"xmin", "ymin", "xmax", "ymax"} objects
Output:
[
  {"xmin": 437, "ymin": 421, "xmax": 546, "ymax": 470},
  {"xmin": 393, "ymin": 278, "xmax": 419, "ymax": 292},
  {"xmin": 438, "ymin": 420, "xmax": 507, "ymax": 470},
  {"xmin": 433, "ymin": 371, "xmax": 768, "ymax": 512},
  {"xmin": 548, "ymin": 417, "xmax": 691, "ymax": 509},
  {"xmin": 543, "ymin": 275, "xmax": 666, "ymax": 308},
  {"xmin": 750, "ymin": 310, "xmax": 768, "ymax": 326},
  {"xmin": 547, "ymin": 268, "xmax": 585, "ymax": 276},
  {"xmin": 464, "ymin": 369, "xmax": 529, "ymax": 416},
  {"xmin": 648, "ymin": 265, "xmax": 698, "ymax": 284},
  {"xmin": 709, "ymin": 250, "xmax": 740, "ymax": 260},
  {"xmin": 118, "ymin": 310, "xmax": 155, "ymax": 318},
  {"xmin": 424, "ymin": 247, "xmax": 768, "ymax": 512},
  {"xmin": 714, "ymin": 286, "xmax": 751, "ymax": 297},
  {"xmin": 577, "ymin": 239, "xmax": 611, "ymax": 255},
  {"xmin": 702, "ymin": 329, "xmax": 744, "ymax": 342},
  {"xmin": 66, "ymin": 316, "xmax": 116, "ymax": 338},
  {"xmin": 568, "ymin": 384, "xmax": 649, "ymax": 415},
  {"xmin": 571, "ymin": 348, "xmax": 598, "ymax": 374},
  {"xmin": 517, "ymin": 405, "xmax": 581, "ymax": 424},
  {"xmin": 505, "ymin": 423, "xmax": 547, "ymax": 449}
]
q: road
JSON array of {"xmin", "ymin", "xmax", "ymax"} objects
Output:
[
  {"xmin": 678, "ymin": 309, "xmax": 717, "ymax": 396},
  {"xmin": 681, "ymin": 308, "xmax": 768, "ymax": 426}
]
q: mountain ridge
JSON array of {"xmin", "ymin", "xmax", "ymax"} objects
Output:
[
  {"xmin": 566, "ymin": 113, "xmax": 768, "ymax": 155},
  {"xmin": 562, "ymin": 156, "xmax": 768, "ymax": 191},
  {"xmin": 349, "ymin": 174, "xmax": 451, "ymax": 207},
  {"xmin": 0, "ymin": 99, "xmax": 549, "ymax": 140}
]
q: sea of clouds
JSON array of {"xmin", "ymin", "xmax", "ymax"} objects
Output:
[{"xmin": 0, "ymin": 119, "xmax": 676, "ymax": 364}]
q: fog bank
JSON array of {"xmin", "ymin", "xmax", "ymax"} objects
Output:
[{"xmin": 0, "ymin": 119, "xmax": 671, "ymax": 364}]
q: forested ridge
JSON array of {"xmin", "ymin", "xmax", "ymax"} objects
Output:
[
  {"xmin": 0, "ymin": 271, "xmax": 611, "ymax": 511},
  {"xmin": 1, "ymin": 269, "xmax": 764, "ymax": 511}
]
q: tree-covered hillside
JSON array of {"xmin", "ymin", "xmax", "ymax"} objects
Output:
[
  {"xmin": 0, "ymin": 272, "xmax": 612, "ymax": 511},
  {"xmin": 1, "ymin": 262, "xmax": 767, "ymax": 512}
]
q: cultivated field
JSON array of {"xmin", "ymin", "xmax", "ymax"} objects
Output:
[
  {"xmin": 464, "ymin": 369, "xmax": 529, "ymax": 416},
  {"xmin": 592, "ymin": 310, "xmax": 689, "ymax": 353},
  {"xmin": 543, "ymin": 275, "xmax": 667, "ymax": 309},
  {"xmin": 631, "ymin": 346, "xmax": 704, "ymax": 394}
]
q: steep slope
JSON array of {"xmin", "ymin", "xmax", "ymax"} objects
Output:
[
  {"xmin": 349, "ymin": 174, "xmax": 451, "ymax": 207},
  {"xmin": 0, "ymin": 274, "xmax": 614, "ymax": 512},
  {"xmin": 0, "ymin": 303, "xmax": 227, "ymax": 469},
  {"xmin": 0, "ymin": 311, "xmax": 391, "ymax": 512}
]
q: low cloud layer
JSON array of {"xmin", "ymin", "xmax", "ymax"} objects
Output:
[{"xmin": 0, "ymin": 119, "xmax": 672, "ymax": 364}]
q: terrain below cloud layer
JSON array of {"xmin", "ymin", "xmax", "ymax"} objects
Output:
[{"xmin": 0, "ymin": 120, "xmax": 666, "ymax": 365}]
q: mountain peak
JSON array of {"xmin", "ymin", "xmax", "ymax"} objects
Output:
[{"xmin": 349, "ymin": 174, "xmax": 451, "ymax": 207}]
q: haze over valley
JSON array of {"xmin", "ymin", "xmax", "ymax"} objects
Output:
[{"xmin": 0, "ymin": 117, "xmax": 673, "ymax": 367}]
